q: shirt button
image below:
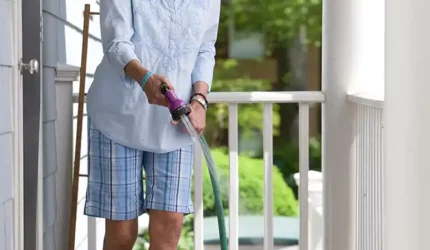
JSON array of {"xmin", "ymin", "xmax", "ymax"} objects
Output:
[{"xmin": 169, "ymin": 43, "xmax": 174, "ymax": 49}]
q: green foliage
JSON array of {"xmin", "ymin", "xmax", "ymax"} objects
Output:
[
  {"xmin": 176, "ymin": 215, "xmax": 194, "ymax": 250},
  {"xmin": 273, "ymin": 136, "xmax": 322, "ymax": 195},
  {"xmin": 229, "ymin": 0, "xmax": 322, "ymax": 47},
  {"xmin": 205, "ymin": 59, "xmax": 281, "ymax": 146},
  {"xmin": 197, "ymin": 148, "xmax": 299, "ymax": 217},
  {"xmin": 134, "ymin": 215, "xmax": 194, "ymax": 250}
]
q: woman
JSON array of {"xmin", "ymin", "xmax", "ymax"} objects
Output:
[{"xmin": 84, "ymin": 0, "xmax": 220, "ymax": 249}]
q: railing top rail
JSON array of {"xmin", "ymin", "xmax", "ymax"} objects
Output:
[
  {"xmin": 347, "ymin": 92, "xmax": 384, "ymax": 109},
  {"xmin": 208, "ymin": 91, "xmax": 325, "ymax": 103},
  {"xmin": 72, "ymin": 91, "xmax": 325, "ymax": 104}
]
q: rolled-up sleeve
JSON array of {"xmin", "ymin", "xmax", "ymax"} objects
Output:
[
  {"xmin": 100, "ymin": 0, "xmax": 139, "ymax": 80},
  {"xmin": 191, "ymin": 0, "xmax": 221, "ymax": 91}
]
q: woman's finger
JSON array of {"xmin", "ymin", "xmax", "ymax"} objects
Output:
[
  {"xmin": 194, "ymin": 126, "xmax": 201, "ymax": 136},
  {"xmin": 191, "ymin": 121, "xmax": 199, "ymax": 132},
  {"xmin": 179, "ymin": 123, "xmax": 189, "ymax": 134},
  {"xmin": 160, "ymin": 77, "xmax": 175, "ymax": 90},
  {"xmin": 182, "ymin": 127, "xmax": 190, "ymax": 134},
  {"xmin": 154, "ymin": 96, "xmax": 167, "ymax": 106},
  {"xmin": 157, "ymin": 93, "xmax": 169, "ymax": 106}
]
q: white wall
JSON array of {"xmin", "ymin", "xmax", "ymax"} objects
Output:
[{"xmin": 384, "ymin": 0, "xmax": 430, "ymax": 249}]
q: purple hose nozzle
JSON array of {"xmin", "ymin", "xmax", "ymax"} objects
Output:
[{"xmin": 161, "ymin": 83, "xmax": 191, "ymax": 121}]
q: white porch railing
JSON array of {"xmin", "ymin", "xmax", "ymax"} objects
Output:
[
  {"xmin": 69, "ymin": 91, "xmax": 324, "ymax": 250},
  {"xmin": 348, "ymin": 92, "xmax": 384, "ymax": 250}
]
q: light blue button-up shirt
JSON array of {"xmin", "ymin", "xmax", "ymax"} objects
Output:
[{"xmin": 87, "ymin": 0, "xmax": 220, "ymax": 153}]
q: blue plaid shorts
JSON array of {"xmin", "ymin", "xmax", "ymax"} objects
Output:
[{"xmin": 84, "ymin": 119, "xmax": 194, "ymax": 221}]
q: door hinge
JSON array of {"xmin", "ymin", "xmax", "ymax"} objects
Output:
[{"xmin": 40, "ymin": 16, "xmax": 43, "ymax": 42}]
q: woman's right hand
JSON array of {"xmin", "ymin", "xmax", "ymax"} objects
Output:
[
  {"xmin": 143, "ymin": 74, "xmax": 175, "ymax": 107},
  {"xmin": 123, "ymin": 60, "xmax": 175, "ymax": 106}
]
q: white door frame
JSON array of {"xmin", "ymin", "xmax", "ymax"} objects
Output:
[{"xmin": 11, "ymin": 0, "xmax": 24, "ymax": 248}]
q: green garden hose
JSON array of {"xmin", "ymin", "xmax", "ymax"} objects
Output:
[
  {"xmin": 181, "ymin": 116, "xmax": 228, "ymax": 250},
  {"xmin": 161, "ymin": 84, "xmax": 228, "ymax": 249},
  {"xmin": 198, "ymin": 134, "xmax": 228, "ymax": 250}
]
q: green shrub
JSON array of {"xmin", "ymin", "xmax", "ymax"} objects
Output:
[
  {"xmin": 273, "ymin": 136, "xmax": 322, "ymax": 197},
  {"xmin": 204, "ymin": 59, "xmax": 281, "ymax": 147},
  {"xmin": 197, "ymin": 148, "xmax": 298, "ymax": 217},
  {"xmin": 134, "ymin": 215, "xmax": 194, "ymax": 250}
]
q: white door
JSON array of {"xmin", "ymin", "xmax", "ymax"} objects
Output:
[{"xmin": 0, "ymin": 0, "xmax": 41, "ymax": 249}]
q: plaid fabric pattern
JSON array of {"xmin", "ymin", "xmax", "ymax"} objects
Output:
[{"xmin": 84, "ymin": 119, "xmax": 194, "ymax": 221}]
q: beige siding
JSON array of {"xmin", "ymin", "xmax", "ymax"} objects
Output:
[
  {"xmin": 0, "ymin": 200, "xmax": 14, "ymax": 250},
  {"xmin": 0, "ymin": 0, "xmax": 16, "ymax": 248},
  {"xmin": 43, "ymin": 0, "xmax": 104, "ymax": 249}
]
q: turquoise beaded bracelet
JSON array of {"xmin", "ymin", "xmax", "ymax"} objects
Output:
[{"xmin": 140, "ymin": 71, "xmax": 153, "ymax": 89}]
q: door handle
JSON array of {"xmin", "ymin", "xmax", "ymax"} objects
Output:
[{"xmin": 19, "ymin": 58, "xmax": 39, "ymax": 75}]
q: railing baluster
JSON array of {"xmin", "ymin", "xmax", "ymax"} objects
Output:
[
  {"xmin": 374, "ymin": 108, "xmax": 379, "ymax": 250},
  {"xmin": 87, "ymin": 217, "xmax": 97, "ymax": 250},
  {"xmin": 228, "ymin": 104, "xmax": 239, "ymax": 250},
  {"xmin": 359, "ymin": 105, "xmax": 364, "ymax": 250},
  {"xmin": 369, "ymin": 108, "xmax": 376, "ymax": 250},
  {"xmin": 263, "ymin": 103, "xmax": 274, "ymax": 250},
  {"xmin": 193, "ymin": 143, "xmax": 204, "ymax": 250},
  {"xmin": 366, "ymin": 106, "xmax": 370, "ymax": 250},
  {"xmin": 362, "ymin": 106, "xmax": 367, "ymax": 250},
  {"xmin": 363, "ymin": 106, "xmax": 367, "ymax": 250},
  {"xmin": 375, "ymin": 108, "xmax": 380, "ymax": 250},
  {"xmin": 299, "ymin": 103, "xmax": 309, "ymax": 250},
  {"xmin": 355, "ymin": 105, "xmax": 363, "ymax": 250},
  {"xmin": 378, "ymin": 110, "xmax": 383, "ymax": 250}
]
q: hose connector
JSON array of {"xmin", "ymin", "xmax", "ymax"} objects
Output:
[{"xmin": 161, "ymin": 83, "xmax": 191, "ymax": 121}]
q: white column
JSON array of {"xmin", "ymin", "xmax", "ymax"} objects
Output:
[
  {"xmin": 322, "ymin": 0, "xmax": 358, "ymax": 248},
  {"xmin": 322, "ymin": 0, "xmax": 384, "ymax": 249},
  {"xmin": 322, "ymin": 3, "xmax": 355, "ymax": 248},
  {"xmin": 55, "ymin": 64, "xmax": 79, "ymax": 250},
  {"xmin": 384, "ymin": 1, "xmax": 430, "ymax": 250}
]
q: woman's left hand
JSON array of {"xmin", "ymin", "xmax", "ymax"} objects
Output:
[
  {"xmin": 171, "ymin": 101, "xmax": 206, "ymax": 136},
  {"xmin": 186, "ymin": 101, "xmax": 206, "ymax": 136}
]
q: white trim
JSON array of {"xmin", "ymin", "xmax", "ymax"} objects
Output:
[
  {"xmin": 54, "ymin": 66, "xmax": 75, "ymax": 250},
  {"xmin": 36, "ymin": 1, "xmax": 44, "ymax": 247},
  {"xmin": 56, "ymin": 64, "xmax": 80, "ymax": 82},
  {"xmin": 12, "ymin": 0, "xmax": 24, "ymax": 248},
  {"xmin": 73, "ymin": 91, "xmax": 325, "ymax": 104},
  {"xmin": 208, "ymin": 91, "xmax": 325, "ymax": 103},
  {"xmin": 347, "ymin": 92, "xmax": 384, "ymax": 109},
  {"xmin": 36, "ymin": 70, "xmax": 44, "ymax": 250}
]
